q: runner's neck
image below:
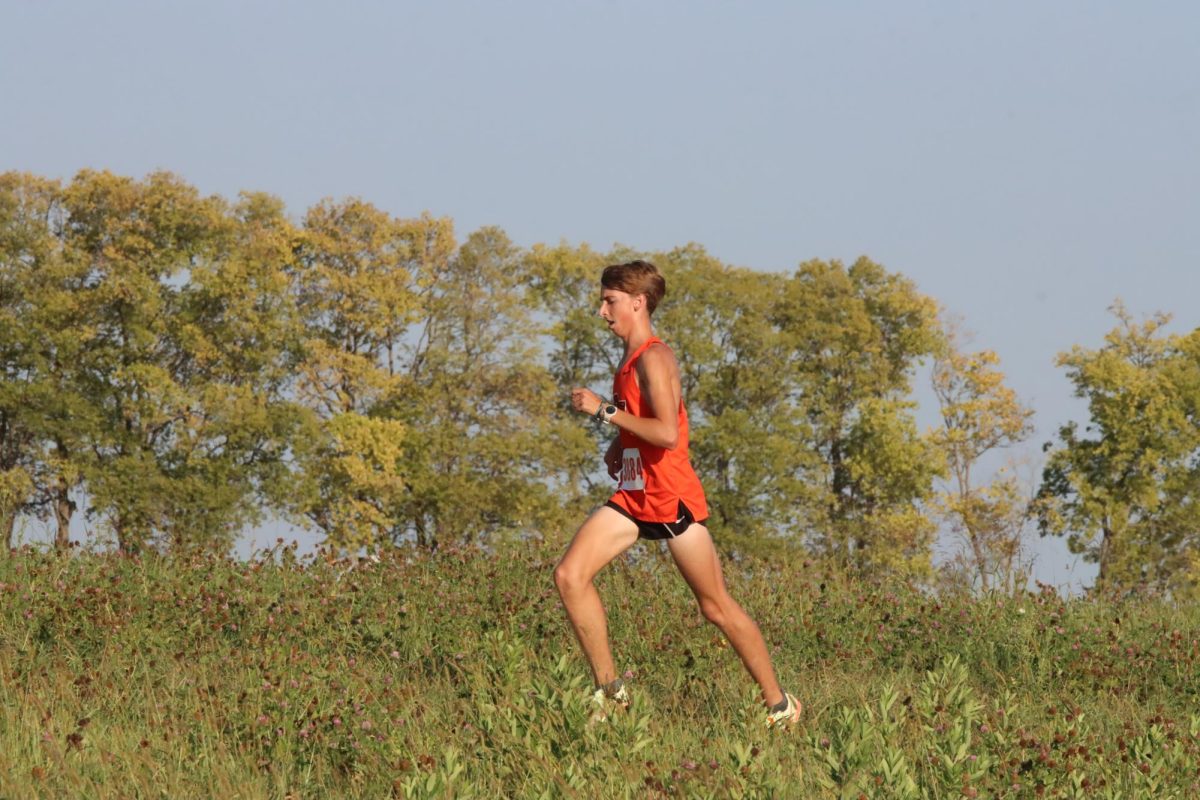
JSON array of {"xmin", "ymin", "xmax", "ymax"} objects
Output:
[{"xmin": 622, "ymin": 324, "xmax": 656, "ymax": 360}]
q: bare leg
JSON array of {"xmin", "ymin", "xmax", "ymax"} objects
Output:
[
  {"xmin": 666, "ymin": 523, "xmax": 786, "ymax": 707},
  {"xmin": 554, "ymin": 506, "xmax": 640, "ymax": 687}
]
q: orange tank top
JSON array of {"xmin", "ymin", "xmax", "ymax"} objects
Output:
[{"xmin": 608, "ymin": 337, "xmax": 709, "ymax": 523}]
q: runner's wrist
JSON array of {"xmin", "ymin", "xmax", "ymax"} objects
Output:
[{"xmin": 593, "ymin": 399, "xmax": 619, "ymax": 425}]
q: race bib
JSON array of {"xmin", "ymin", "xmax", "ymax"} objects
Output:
[{"xmin": 618, "ymin": 448, "xmax": 644, "ymax": 491}]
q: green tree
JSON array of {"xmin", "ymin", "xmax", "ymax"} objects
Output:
[
  {"xmin": 289, "ymin": 198, "xmax": 447, "ymax": 549},
  {"xmin": 162, "ymin": 190, "xmax": 309, "ymax": 549},
  {"xmin": 61, "ymin": 171, "xmax": 301, "ymax": 552},
  {"xmin": 776, "ymin": 257, "xmax": 945, "ymax": 578},
  {"xmin": 525, "ymin": 240, "xmax": 616, "ymax": 390},
  {"xmin": 385, "ymin": 227, "xmax": 584, "ymax": 548},
  {"xmin": 931, "ymin": 325, "xmax": 1036, "ymax": 593},
  {"xmin": 0, "ymin": 172, "xmax": 98, "ymax": 551},
  {"xmin": 0, "ymin": 173, "xmax": 47, "ymax": 548},
  {"xmin": 1038, "ymin": 304, "xmax": 1200, "ymax": 596}
]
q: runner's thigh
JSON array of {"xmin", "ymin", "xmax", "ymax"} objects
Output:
[
  {"xmin": 558, "ymin": 505, "xmax": 640, "ymax": 583},
  {"xmin": 665, "ymin": 523, "xmax": 730, "ymax": 601}
]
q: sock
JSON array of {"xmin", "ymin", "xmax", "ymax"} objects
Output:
[
  {"xmin": 600, "ymin": 678, "xmax": 625, "ymax": 698},
  {"xmin": 769, "ymin": 693, "xmax": 791, "ymax": 714}
]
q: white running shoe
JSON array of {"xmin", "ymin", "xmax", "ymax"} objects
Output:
[
  {"xmin": 766, "ymin": 692, "xmax": 802, "ymax": 729},
  {"xmin": 588, "ymin": 679, "xmax": 630, "ymax": 723}
]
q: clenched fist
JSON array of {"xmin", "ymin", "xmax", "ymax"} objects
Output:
[{"xmin": 570, "ymin": 387, "xmax": 602, "ymax": 417}]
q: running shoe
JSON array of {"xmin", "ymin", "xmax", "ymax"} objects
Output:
[
  {"xmin": 588, "ymin": 679, "xmax": 630, "ymax": 723},
  {"xmin": 766, "ymin": 692, "xmax": 802, "ymax": 729}
]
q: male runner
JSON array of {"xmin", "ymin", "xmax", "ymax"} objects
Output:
[{"xmin": 556, "ymin": 259, "xmax": 800, "ymax": 727}]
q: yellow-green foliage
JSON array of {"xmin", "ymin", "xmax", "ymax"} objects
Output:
[
  {"xmin": 1, "ymin": 171, "xmax": 305, "ymax": 553},
  {"xmin": 1, "ymin": 543, "xmax": 1198, "ymax": 798},
  {"xmin": 1040, "ymin": 304, "xmax": 1200, "ymax": 598},
  {"xmin": 5, "ymin": 168, "xmax": 1199, "ymax": 596},
  {"xmin": 932, "ymin": 330, "xmax": 1038, "ymax": 594}
]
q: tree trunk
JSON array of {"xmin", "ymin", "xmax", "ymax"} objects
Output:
[
  {"xmin": 970, "ymin": 531, "xmax": 990, "ymax": 593},
  {"xmin": 54, "ymin": 475, "xmax": 74, "ymax": 552},
  {"xmin": 431, "ymin": 516, "xmax": 443, "ymax": 552},
  {"xmin": 2, "ymin": 511, "xmax": 14, "ymax": 551},
  {"xmin": 1097, "ymin": 527, "xmax": 1113, "ymax": 586},
  {"xmin": 115, "ymin": 513, "xmax": 137, "ymax": 555}
]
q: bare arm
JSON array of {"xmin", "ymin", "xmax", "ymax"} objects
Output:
[
  {"xmin": 569, "ymin": 344, "xmax": 681, "ymax": 450},
  {"xmin": 627, "ymin": 344, "xmax": 681, "ymax": 449}
]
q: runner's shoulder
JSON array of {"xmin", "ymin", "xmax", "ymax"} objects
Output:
[{"xmin": 637, "ymin": 342, "xmax": 679, "ymax": 377}]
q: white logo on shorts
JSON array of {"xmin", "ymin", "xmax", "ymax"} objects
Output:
[{"xmin": 618, "ymin": 448, "xmax": 644, "ymax": 491}]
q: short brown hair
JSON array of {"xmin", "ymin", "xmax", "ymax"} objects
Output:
[{"xmin": 600, "ymin": 260, "xmax": 666, "ymax": 314}]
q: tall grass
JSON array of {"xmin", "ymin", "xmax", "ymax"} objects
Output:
[{"xmin": 1, "ymin": 540, "xmax": 1197, "ymax": 798}]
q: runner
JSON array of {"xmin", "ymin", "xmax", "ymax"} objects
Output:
[{"xmin": 556, "ymin": 259, "xmax": 801, "ymax": 727}]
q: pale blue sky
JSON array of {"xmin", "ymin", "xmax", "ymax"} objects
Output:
[{"xmin": 4, "ymin": 1, "xmax": 1198, "ymax": 588}]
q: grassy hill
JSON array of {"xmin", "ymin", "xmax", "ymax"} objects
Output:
[{"xmin": 1, "ymin": 540, "xmax": 1198, "ymax": 798}]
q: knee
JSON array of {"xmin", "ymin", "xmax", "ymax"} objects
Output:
[
  {"xmin": 554, "ymin": 561, "xmax": 587, "ymax": 597},
  {"xmin": 699, "ymin": 597, "xmax": 729, "ymax": 628}
]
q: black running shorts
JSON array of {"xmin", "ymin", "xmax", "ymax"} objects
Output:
[{"xmin": 605, "ymin": 499, "xmax": 706, "ymax": 541}]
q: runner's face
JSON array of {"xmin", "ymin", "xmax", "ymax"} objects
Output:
[{"xmin": 598, "ymin": 287, "xmax": 640, "ymax": 337}]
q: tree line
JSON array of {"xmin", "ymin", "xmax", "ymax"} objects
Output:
[{"xmin": 2, "ymin": 170, "xmax": 1197, "ymax": 596}]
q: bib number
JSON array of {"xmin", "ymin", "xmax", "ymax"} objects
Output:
[{"xmin": 618, "ymin": 448, "xmax": 644, "ymax": 491}]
